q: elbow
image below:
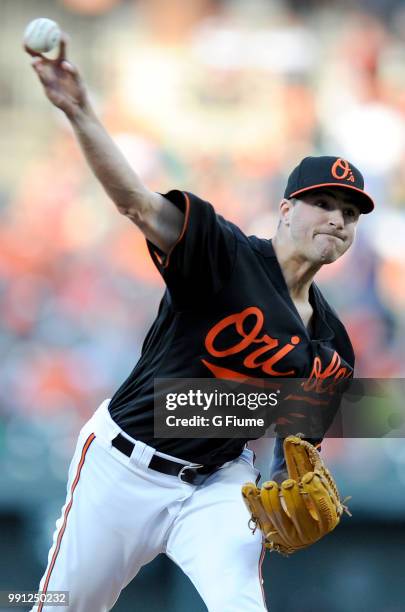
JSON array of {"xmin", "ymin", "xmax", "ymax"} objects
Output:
[
  {"xmin": 117, "ymin": 190, "xmax": 167, "ymax": 246},
  {"xmin": 121, "ymin": 197, "xmax": 153, "ymax": 234},
  {"xmin": 118, "ymin": 191, "xmax": 150, "ymax": 225},
  {"xmin": 122, "ymin": 205, "xmax": 144, "ymax": 226}
]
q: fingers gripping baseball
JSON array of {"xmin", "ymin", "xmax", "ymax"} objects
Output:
[{"xmin": 25, "ymin": 35, "xmax": 87, "ymax": 117}]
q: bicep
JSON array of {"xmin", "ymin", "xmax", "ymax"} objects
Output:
[{"xmin": 125, "ymin": 190, "xmax": 185, "ymax": 254}]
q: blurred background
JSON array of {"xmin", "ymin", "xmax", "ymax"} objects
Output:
[{"xmin": 1, "ymin": 0, "xmax": 405, "ymax": 610}]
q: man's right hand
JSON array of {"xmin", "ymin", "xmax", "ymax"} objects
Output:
[{"xmin": 25, "ymin": 35, "xmax": 89, "ymax": 119}]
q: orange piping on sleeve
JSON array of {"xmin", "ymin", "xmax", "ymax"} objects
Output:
[{"xmin": 162, "ymin": 191, "xmax": 191, "ymax": 269}]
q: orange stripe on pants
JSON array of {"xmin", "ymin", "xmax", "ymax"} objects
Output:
[
  {"xmin": 258, "ymin": 543, "xmax": 267, "ymax": 610},
  {"xmin": 38, "ymin": 433, "xmax": 96, "ymax": 612}
]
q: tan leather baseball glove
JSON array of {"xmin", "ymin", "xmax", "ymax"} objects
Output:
[{"xmin": 242, "ymin": 436, "xmax": 351, "ymax": 555}]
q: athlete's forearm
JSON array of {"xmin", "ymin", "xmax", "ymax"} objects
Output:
[
  {"xmin": 28, "ymin": 48, "xmax": 183, "ymax": 251},
  {"xmin": 69, "ymin": 104, "xmax": 150, "ymax": 222}
]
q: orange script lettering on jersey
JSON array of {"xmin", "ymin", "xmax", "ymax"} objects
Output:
[
  {"xmin": 202, "ymin": 307, "xmax": 352, "ymax": 392},
  {"xmin": 302, "ymin": 351, "xmax": 351, "ymax": 394},
  {"xmin": 203, "ymin": 306, "xmax": 301, "ymax": 377}
]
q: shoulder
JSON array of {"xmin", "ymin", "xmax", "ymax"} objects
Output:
[{"xmin": 232, "ymin": 232, "xmax": 275, "ymax": 257}]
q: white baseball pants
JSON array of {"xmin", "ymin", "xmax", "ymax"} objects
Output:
[{"xmin": 32, "ymin": 399, "xmax": 267, "ymax": 612}]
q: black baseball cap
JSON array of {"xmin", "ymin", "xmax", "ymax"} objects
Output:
[{"xmin": 284, "ymin": 156, "xmax": 374, "ymax": 214}]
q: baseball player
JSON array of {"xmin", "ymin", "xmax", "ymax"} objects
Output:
[{"xmin": 25, "ymin": 37, "xmax": 374, "ymax": 612}]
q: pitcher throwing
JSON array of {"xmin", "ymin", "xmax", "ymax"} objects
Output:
[{"xmin": 25, "ymin": 33, "xmax": 374, "ymax": 612}]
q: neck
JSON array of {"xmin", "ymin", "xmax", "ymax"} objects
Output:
[{"xmin": 272, "ymin": 234, "xmax": 321, "ymax": 301}]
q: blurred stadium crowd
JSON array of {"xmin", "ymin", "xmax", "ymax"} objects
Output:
[{"xmin": 1, "ymin": 0, "xmax": 405, "ymax": 540}]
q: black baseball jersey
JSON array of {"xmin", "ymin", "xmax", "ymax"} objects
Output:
[{"xmin": 108, "ymin": 190, "xmax": 355, "ymax": 466}]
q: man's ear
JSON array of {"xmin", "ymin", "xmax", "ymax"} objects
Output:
[{"xmin": 279, "ymin": 198, "xmax": 294, "ymax": 226}]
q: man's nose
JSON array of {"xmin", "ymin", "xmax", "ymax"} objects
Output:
[{"xmin": 327, "ymin": 209, "xmax": 344, "ymax": 229}]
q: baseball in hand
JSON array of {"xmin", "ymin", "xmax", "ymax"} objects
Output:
[{"xmin": 23, "ymin": 18, "xmax": 61, "ymax": 53}]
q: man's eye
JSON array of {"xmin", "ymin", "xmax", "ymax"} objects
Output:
[
  {"xmin": 315, "ymin": 201, "xmax": 327, "ymax": 208},
  {"xmin": 344, "ymin": 208, "xmax": 356, "ymax": 217}
]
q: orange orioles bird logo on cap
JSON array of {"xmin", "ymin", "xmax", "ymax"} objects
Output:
[{"xmin": 331, "ymin": 158, "xmax": 355, "ymax": 182}]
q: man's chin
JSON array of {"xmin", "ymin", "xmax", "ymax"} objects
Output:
[
  {"xmin": 312, "ymin": 246, "xmax": 340, "ymax": 264},
  {"xmin": 313, "ymin": 236, "xmax": 342, "ymax": 263},
  {"xmin": 318, "ymin": 252, "xmax": 338, "ymax": 264}
]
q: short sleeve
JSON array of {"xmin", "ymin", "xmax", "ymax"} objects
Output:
[{"xmin": 147, "ymin": 190, "xmax": 237, "ymax": 307}]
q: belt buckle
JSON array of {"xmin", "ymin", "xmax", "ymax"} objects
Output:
[{"xmin": 178, "ymin": 463, "xmax": 204, "ymax": 484}]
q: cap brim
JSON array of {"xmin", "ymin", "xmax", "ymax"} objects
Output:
[{"xmin": 289, "ymin": 183, "xmax": 374, "ymax": 214}]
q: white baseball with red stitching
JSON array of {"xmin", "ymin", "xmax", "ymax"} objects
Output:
[{"xmin": 23, "ymin": 18, "xmax": 61, "ymax": 53}]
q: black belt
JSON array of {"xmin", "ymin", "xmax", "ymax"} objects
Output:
[{"xmin": 111, "ymin": 433, "xmax": 220, "ymax": 485}]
